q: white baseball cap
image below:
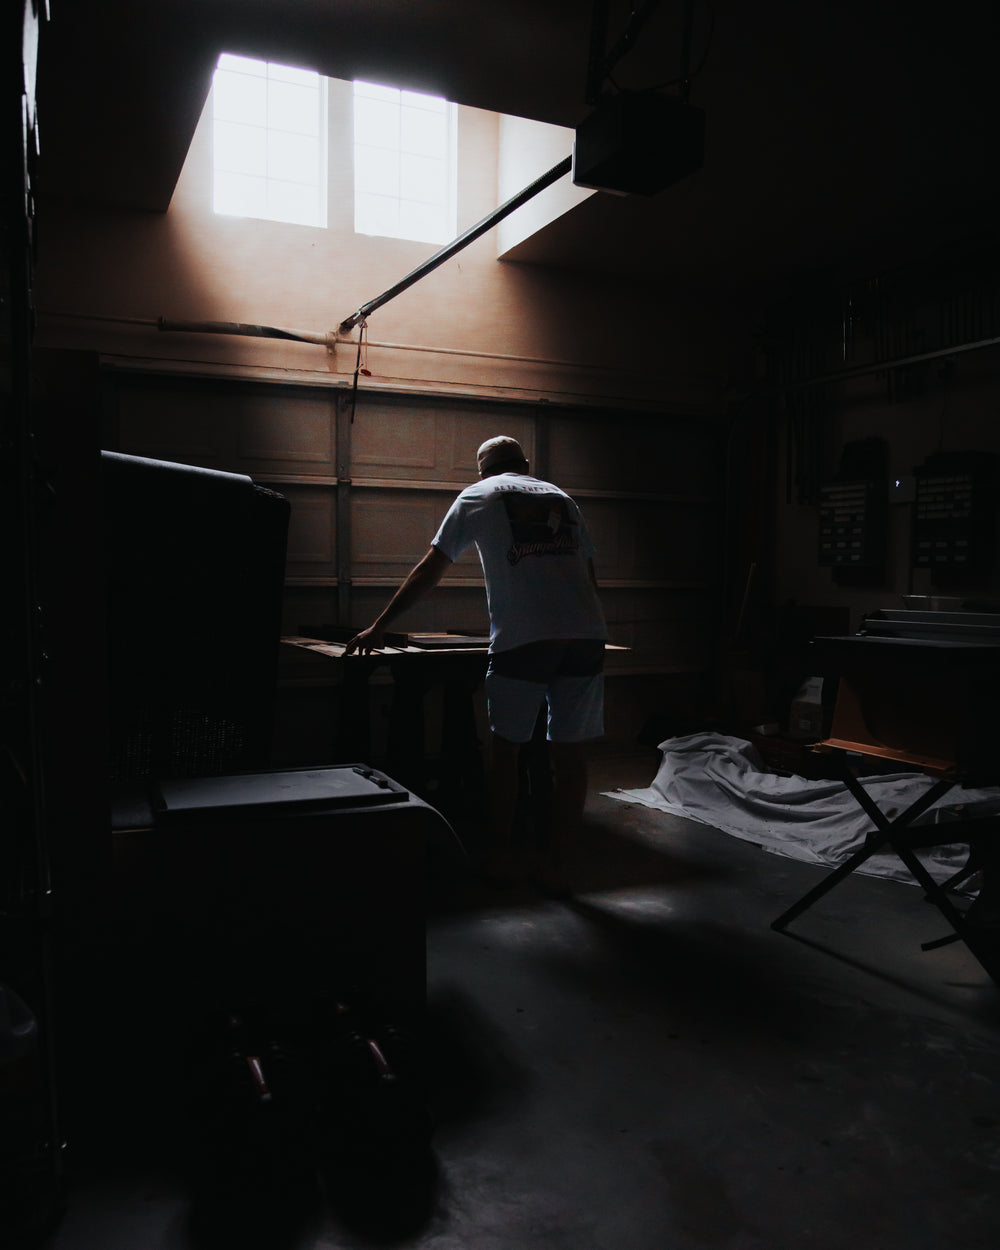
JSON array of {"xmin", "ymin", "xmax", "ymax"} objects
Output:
[{"xmin": 477, "ymin": 435, "xmax": 527, "ymax": 474}]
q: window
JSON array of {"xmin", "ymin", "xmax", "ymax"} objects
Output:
[
  {"xmin": 353, "ymin": 80, "xmax": 457, "ymax": 244},
  {"xmin": 212, "ymin": 54, "xmax": 327, "ymax": 228}
]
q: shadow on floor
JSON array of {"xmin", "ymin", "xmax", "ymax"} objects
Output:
[{"xmin": 427, "ymin": 810, "xmax": 733, "ymax": 915}]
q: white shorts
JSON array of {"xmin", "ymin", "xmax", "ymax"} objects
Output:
[{"xmin": 485, "ymin": 640, "xmax": 605, "ymax": 744}]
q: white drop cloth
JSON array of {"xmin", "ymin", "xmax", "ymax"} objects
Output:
[{"xmin": 606, "ymin": 733, "xmax": 1000, "ymax": 887}]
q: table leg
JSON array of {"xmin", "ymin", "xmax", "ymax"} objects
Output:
[
  {"xmin": 771, "ymin": 836, "xmax": 890, "ymax": 932},
  {"xmin": 386, "ymin": 666, "xmax": 429, "ymax": 791},
  {"xmin": 337, "ymin": 661, "xmax": 375, "ymax": 762},
  {"xmin": 771, "ymin": 769, "xmax": 954, "ymax": 932}
]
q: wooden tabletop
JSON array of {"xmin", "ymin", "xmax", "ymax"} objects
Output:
[
  {"xmin": 281, "ymin": 635, "xmax": 627, "ymax": 659},
  {"xmin": 281, "ymin": 634, "xmax": 491, "ymax": 660}
]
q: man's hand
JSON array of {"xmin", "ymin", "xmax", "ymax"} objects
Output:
[
  {"xmin": 343, "ymin": 624, "xmax": 386, "ymax": 656},
  {"xmin": 341, "ymin": 546, "xmax": 452, "ymax": 657}
]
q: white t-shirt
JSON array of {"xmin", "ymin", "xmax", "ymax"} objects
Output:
[{"xmin": 432, "ymin": 472, "xmax": 608, "ymax": 653}]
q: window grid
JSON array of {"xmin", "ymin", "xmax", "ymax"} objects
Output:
[
  {"xmin": 213, "ymin": 54, "xmax": 327, "ymax": 228},
  {"xmin": 353, "ymin": 80, "xmax": 457, "ymax": 244}
]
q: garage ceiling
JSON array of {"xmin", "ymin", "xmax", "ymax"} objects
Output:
[{"xmin": 34, "ymin": 0, "xmax": 1000, "ymax": 305}]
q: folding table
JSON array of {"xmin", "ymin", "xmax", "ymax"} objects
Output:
[{"xmin": 770, "ymin": 609, "xmax": 1000, "ymax": 982}]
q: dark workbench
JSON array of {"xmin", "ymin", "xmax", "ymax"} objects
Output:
[{"xmin": 278, "ymin": 634, "xmax": 490, "ymax": 808}]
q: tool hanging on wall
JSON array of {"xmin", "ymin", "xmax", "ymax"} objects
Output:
[
  {"xmin": 348, "ymin": 320, "xmax": 370, "ymax": 424},
  {"xmin": 156, "ymin": 317, "xmax": 332, "ymax": 346}
]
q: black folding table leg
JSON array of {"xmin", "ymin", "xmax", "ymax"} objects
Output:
[
  {"xmin": 771, "ymin": 836, "xmax": 888, "ymax": 931},
  {"xmin": 839, "ymin": 770, "xmax": 955, "ymax": 841},
  {"xmin": 892, "ymin": 841, "xmax": 1000, "ymax": 979},
  {"xmin": 771, "ymin": 769, "xmax": 955, "ymax": 933}
]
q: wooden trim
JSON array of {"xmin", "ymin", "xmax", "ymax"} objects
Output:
[
  {"xmin": 256, "ymin": 473, "xmax": 720, "ymax": 508},
  {"xmin": 99, "ymin": 356, "xmax": 724, "ymax": 418}
]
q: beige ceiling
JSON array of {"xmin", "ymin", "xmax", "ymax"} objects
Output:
[{"xmin": 34, "ymin": 0, "xmax": 1000, "ymax": 306}]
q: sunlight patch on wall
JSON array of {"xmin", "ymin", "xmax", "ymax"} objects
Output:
[{"xmin": 496, "ymin": 115, "xmax": 595, "ymax": 258}]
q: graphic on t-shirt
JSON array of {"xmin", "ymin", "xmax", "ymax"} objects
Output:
[{"xmin": 502, "ymin": 491, "xmax": 579, "ymax": 565}]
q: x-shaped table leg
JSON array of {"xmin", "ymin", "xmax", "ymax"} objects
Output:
[
  {"xmin": 772, "ymin": 759, "xmax": 1000, "ymax": 980},
  {"xmin": 771, "ymin": 764, "xmax": 955, "ymax": 933}
]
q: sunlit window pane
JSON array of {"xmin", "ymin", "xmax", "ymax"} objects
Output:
[
  {"xmin": 353, "ymin": 80, "xmax": 455, "ymax": 243},
  {"xmin": 214, "ymin": 170, "xmax": 267, "ymax": 218},
  {"xmin": 268, "ymin": 80, "xmax": 320, "ymax": 135},
  {"xmin": 267, "ymin": 180, "xmax": 322, "ymax": 226},
  {"xmin": 214, "ymin": 70, "xmax": 268, "ymax": 127},
  {"xmin": 400, "ymin": 152, "xmax": 446, "ymax": 204},
  {"xmin": 355, "ymin": 191, "xmax": 400, "ymax": 237},
  {"xmin": 214, "ymin": 120, "xmax": 267, "ymax": 176},
  {"xmin": 355, "ymin": 80, "xmax": 400, "ymax": 103},
  {"xmin": 354, "ymin": 96, "xmax": 400, "ymax": 150},
  {"xmin": 268, "ymin": 62, "xmax": 318, "ymax": 87},
  {"xmin": 212, "ymin": 54, "xmax": 326, "ymax": 229},
  {"xmin": 355, "ymin": 145, "xmax": 400, "ymax": 197},
  {"xmin": 217, "ymin": 53, "xmax": 266, "ymax": 75},
  {"xmin": 401, "ymin": 88, "xmax": 446, "ymax": 113},
  {"xmin": 401, "ymin": 108, "xmax": 447, "ymax": 158},
  {"xmin": 268, "ymin": 130, "xmax": 319, "ymax": 184}
]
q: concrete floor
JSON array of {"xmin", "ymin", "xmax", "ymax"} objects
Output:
[{"xmin": 29, "ymin": 745, "xmax": 1000, "ymax": 1250}]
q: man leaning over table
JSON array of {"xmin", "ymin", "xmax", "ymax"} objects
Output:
[{"xmin": 345, "ymin": 436, "xmax": 607, "ymax": 893}]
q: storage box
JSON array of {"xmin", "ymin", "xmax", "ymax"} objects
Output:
[{"xmin": 788, "ymin": 677, "xmax": 825, "ymax": 740}]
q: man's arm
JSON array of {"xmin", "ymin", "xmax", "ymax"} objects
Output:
[{"xmin": 344, "ymin": 545, "xmax": 453, "ymax": 655}]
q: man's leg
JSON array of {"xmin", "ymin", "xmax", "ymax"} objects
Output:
[
  {"xmin": 483, "ymin": 658, "xmax": 545, "ymax": 877},
  {"xmin": 487, "ymin": 731, "xmax": 521, "ymax": 853},
  {"xmin": 539, "ymin": 646, "xmax": 604, "ymax": 893},
  {"xmin": 543, "ymin": 740, "xmax": 590, "ymax": 891}
]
